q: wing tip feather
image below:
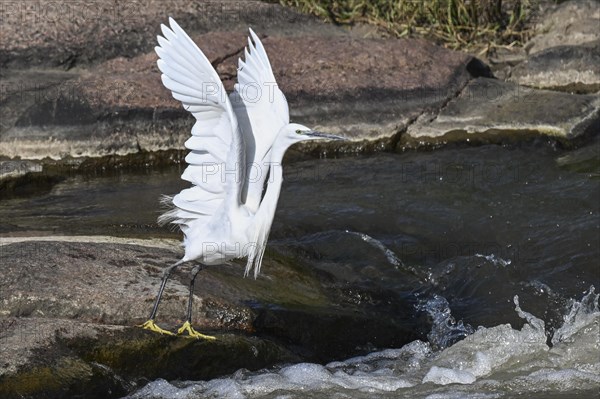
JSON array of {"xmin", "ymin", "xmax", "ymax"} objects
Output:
[{"xmin": 160, "ymin": 23, "xmax": 172, "ymax": 38}]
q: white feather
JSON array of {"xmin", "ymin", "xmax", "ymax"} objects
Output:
[{"xmin": 156, "ymin": 19, "xmax": 311, "ymax": 277}]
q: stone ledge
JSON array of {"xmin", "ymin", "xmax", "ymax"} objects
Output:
[{"xmin": 403, "ymin": 78, "xmax": 600, "ymax": 147}]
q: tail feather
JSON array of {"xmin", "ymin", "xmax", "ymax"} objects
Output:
[{"xmin": 157, "ymin": 195, "xmax": 177, "ymax": 226}]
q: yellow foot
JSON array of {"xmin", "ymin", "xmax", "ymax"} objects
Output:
[
  {"xmin": 138, "ymin": 319, "xmax": 174, "ymax": 336},
  {"xmin": 177, "ymin": 320, "xmax": 216, "ymax": 340}
]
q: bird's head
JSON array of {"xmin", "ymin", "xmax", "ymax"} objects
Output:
[{"xmin": 278, "ymin": 123, "xmax": 345, "ymax": 147}]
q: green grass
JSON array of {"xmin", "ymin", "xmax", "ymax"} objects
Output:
[{"xmin": 278, "ymin": 0, "xmax": 537, "ymax": 52}]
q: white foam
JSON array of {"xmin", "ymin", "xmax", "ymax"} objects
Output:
[
  {"xmin": 421, "ymin": 295, "xmax": 549, "ymax": 387},
  {"xmin": 507, "ymin": 367, "xmax": 600, "ymax": 393},
  {"xmin": 422, "ymin": 366, "xmax": 477, "ymax": 385},
  {"xmin": 203, "ymin": 378, "xmax": 246, "ymax": 399},
  {"xmin": 129, "ymin": 378, "xmax": 197, "ymax": 399},
  {"xmin": 552, "ymin": 285, "xmax": 599, "ymax": 345},
  {"xmin": 424, "ymin": 393, "xmax": 502, "ymax": 399},
  {"xmin": 280, "ymin": 363, "xmax": 332, "ymax": 386}
]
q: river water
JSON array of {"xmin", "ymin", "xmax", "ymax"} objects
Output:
[{"xmin": 1, "ymin": 141, "xmax": 598, "ymax": 397}]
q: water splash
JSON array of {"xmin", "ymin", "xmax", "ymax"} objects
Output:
[
  {"xmin": 343, "ymin": 230, "xmax": 429, "ymax": 283},
  {"xmin": 420, "ymin": 288, "xmax": 597, "ymax": 388},
  {"xmin": 344, "ymin": 230, "xmax": 404, "ymax": 268},
  {"xmin": 513, "ymin": 295, "xmax": 546, "ymax": 333},
  {"xmin": 552, "ymin": 285, "xmax": 599, "ymax": 345},
  {"xmin": 474, "ymin": 253, "xmax": 511, "ymax": 267},
  {"xmin": 127, "ymin": 287, "xmax": 600, "ymax": 399},
  {"xmin": 416, "ymin": 295, "xmax": 475, "ymax": 350}
]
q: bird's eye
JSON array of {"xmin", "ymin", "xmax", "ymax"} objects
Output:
[{"xmin": 295, "ymin": 129, "xmax": 302, "ymax": 134}]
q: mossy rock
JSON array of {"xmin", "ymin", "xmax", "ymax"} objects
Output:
[{"xmin": 0, "ymin": 320, "xmax": 299, "ymax": 399}]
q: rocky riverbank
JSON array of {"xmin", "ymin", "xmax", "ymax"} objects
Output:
[
  {"xmin": 0, "ymin": 238, "xmax": 419, "ymax": 398},
  {"xmin": 1, "ymin": 1, "xmax": 598, "ymax": 173}
]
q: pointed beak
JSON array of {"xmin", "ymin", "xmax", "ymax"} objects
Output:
[{"xmin": 305, "ymin": 130, "xmax": 346, "ymax": 140}]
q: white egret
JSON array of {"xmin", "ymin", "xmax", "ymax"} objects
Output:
[{"xmin": 139, "ymin": 18, "xmax": 343, "ymax": 338}]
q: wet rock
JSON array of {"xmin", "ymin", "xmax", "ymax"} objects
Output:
[
  {"xmin": 0, "ymin": 160, "xmax": 42, "ymax": 180},
  {"xmin": 0, "ymin": 160, "xmax": 63, "ymax": 198},
  {"xmin": 402, "ymin": 78, "xmax": 600, "ymax": 148},
  {"xmin": 0, "ymin": 317, "xmax": 298, "ymax": 399},
  {"xmin": 0, "ymin": 238, "xmax": 418, "ymax": 397},
  {"xmin": 556, "ymin": 136, "xmax": 600, "ymax": 173}
]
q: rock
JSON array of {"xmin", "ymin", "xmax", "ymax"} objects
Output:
[
  {"xmin": 506, "ymin": 0, "xmax": 600, "ymax": 93},
  {"xmin": 485, "ymin": 46, "xmax": 528, "ymax": 81},
  {"xmin": 510, "ymin": 40, "xmax": 600, "ymax": 93},
  {"xmin": 0, "ymin": 1, "xmax": 367, "ymax": 160},
  {"xmin": 0, "ymin": 160, "xmax": 63, "ymax": 199},
  {"xmin": 0, "ymin": 160, "xmax": 42, "ymax": 180},
  {"xmin": 5, "ymin": 0, "xmax": 595, "ymax": 162},
  {"xmin": 526, "ymin": 0, "xmax": 600, "ymax": 55},
  {"xmin": 0, "ymin": 31, "xmax": 483, "ymax": 160},
  {"xmin": 402, "ymin": 78, "xmax": 600, "ymax": 148},
  {"xmin": 0, "ymin": 238, "xmax": 418, "ymax": 397},
  {"xmin": 0, "ymin": 317, "xmax": 298, "ymax": 399},
  {"xmin": 261, "ymin": 36, "xmax": 484, "ymax": 144},
  {"xmin": 0, "ymin": 239, "xmax": 296, "ymax": 330},
  {"xmin": 556, "ymin": 135, "xmax": 600, "ymax": 173},
  {"xmin": 0, "ymin": 1, "xmax": 345, "ymax": 70}
]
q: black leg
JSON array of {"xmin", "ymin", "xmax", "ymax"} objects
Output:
[
  {"xmin": 148, "ymin": 260, "xmax": 184, "ymax": 321},
  {"xmin": 175, "ymin": 264, "xmax": 215, "ymax": 340},
  {"xmin": 185, "ymin": 264, "xmax": 204, "ymax": 322}
]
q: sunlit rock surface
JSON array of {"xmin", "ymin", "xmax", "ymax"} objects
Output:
[
  {"xmin": 403, "ymin": 78, "xmax": 600, "ymax": 147},
  {"xmin": 497, "ymin": 0, "xmax": 600, "ymax": 93},
  {"xmin": 0, "ymin": 35, "xmax": 479, "ymax": 159},
  {"xmin": 1, "ymin": 0, "xmax": 597, "ymax": 163},
  {"xmin": 510, "ymin": 40, "xmax": 600, "ymax": 93},
  {"xmin": 525, "ymin": 0, "xmax": 599, "ymax": 54}
]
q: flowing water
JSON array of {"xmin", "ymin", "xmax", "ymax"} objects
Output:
[
  {"xmin": 128, "ymin": 289, "xmax": 600, "ymax": 398},
  {"xmin": 1, "ymin": 141, "xmax": 599, "ymax": 397}
]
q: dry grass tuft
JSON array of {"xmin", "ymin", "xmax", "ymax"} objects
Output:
[{"xmin": 277, "ymin": 0, "xmax": 544, "ymax": 54}]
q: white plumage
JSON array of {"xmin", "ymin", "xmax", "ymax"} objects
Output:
[
  {"xmin": 140, "ymin": 18, "xmax": 343, "ymax": 338},
  {"xmin": 154, "ymin": 18, "xmax": 341, "ymax": 279}
]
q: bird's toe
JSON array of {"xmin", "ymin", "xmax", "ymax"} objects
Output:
[
  {"xmin": 177, "ymin": 320, "xmax": 216, "ymax": 340},
  {"xmin": 138, "ymin": 319, "xmax": 175, "ymax": 336}
]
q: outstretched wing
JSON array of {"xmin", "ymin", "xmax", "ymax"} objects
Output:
[
  {"xmin": 156, "ymin": 18, "xmax": 244, "ymax": 229},
  {"xmin": 230, "ymin": 29, "xmax": 289, "ymax": 213},
  {"xmin": 229, "ymin": 29, "xmax": 290, "ymax": 277}
]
